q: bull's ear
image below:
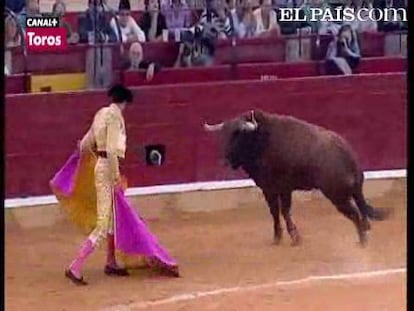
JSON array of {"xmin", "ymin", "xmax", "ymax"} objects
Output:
[{"xmin": 252, "ymin": 109, "xmax": 265, "ymax": 122}]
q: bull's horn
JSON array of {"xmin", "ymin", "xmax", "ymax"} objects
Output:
[
  {"xmin": 204, "ymin": 122, "xmax": 224, "ymax": 132},
  {"xmin": 240, "ymin": 121, "xmax": 257, "ymax": 131},
  {"xmin": 250, "ymin": 110, "xmax": 258, "ymax": 127}
]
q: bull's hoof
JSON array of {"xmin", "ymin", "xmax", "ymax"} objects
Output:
[
  {"xmin": 362, "ymin": 219, "xmax": 371, "ymax": 231},
  {"xmin": 273, "ymin": 230, "xmax": 283, "ymax": 245},
  {"xmin": 290, "ymin": 238, "xmax": 302, "ymax": 247},
  {"xmin": 273, "ymin": 236, "xmax": 283, "ymax": 245},
  {"xmin": 288, "ymin": 228, "xmax": 302, "ymax": 246},
  {"xmin": 290, "ymin": 234, "xmax": 302, "ymax": 247}
]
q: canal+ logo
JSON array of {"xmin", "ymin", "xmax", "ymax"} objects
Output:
[{"xmin": 26, "ymin": 17, "xmax": 67, "ymax": 52}]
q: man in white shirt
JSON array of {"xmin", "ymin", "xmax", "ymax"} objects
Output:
[{"xmin": 110, "ymin": 0, "xmax": 146, "ymax": 43}]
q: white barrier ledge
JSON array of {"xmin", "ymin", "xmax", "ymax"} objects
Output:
[{"xmin": 4, "ymin": 169, "xmax": 406, "ymax": 209}]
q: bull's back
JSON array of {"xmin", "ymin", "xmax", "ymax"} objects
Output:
[{"xmin": 263, "ymin": 116, "xmax": 360, "ymax": 191}]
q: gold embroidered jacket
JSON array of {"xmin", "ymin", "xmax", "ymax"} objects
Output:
[{"xmin": 79, "ymin": 103, "xmax": 126, "ymax": 181}]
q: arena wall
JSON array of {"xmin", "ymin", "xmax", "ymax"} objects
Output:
[{"xmin": 6, "ymin": 73, "xmax": 406, "ymax": 199}]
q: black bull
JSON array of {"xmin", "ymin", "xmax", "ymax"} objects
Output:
[{"xmin": 204, "ymin": 110, "xmax": 390, "ymax": 246}]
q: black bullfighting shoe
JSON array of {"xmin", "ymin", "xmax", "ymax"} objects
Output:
[
  {"xmin": 159, "ymin": 265, "xmax": 180, "ymax": 278},
  {"xmin": 65, "ymin": 269, "xmax": 88, "ymax": 286},
  {"xmin": 104, "ymin": 265, "xmax": 130, "ymax": 276}
]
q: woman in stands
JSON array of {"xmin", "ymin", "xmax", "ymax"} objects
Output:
[
  {"xmin": 17, "ymin": 0, "xmax": 42, "ymax": 31},
  {"xmin": 52, "ymin": 1, "xmax": 80, "ymax": 44},
  {"xmin": 253, "ymin": 0, "xmax": 281, "ymax": 37},
  {"xmin": 325, "ymin": 24, "xmax": 361, "ymax": 75},
  {"xmin": 5, "ymin": 15, "xmax": 22, "ymax": 75},
  {"xmin": 161, "ymin": 0, "xmax": 192, "ymax": 33},
  {"xmin": 5, "ymin": 15, "xmax": 22, "ymax": 48},
  {"xmin": 139, "ymin": 0, "xmax": 168, "ymax": 42},
  {"xmin": 110, "ymin": 0, "xmax": 146, "ymax": 43},
  {"xmin": 51, "ymin": 84, "xmax": 179, "ymax": 285},
  {"xmin": 238, "ymin": 0, "xmax": 257, "ymax": 38}
]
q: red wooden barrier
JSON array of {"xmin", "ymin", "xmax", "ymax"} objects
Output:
[
  {"xmin": 214, "ymin": 37, "xmax": 286, "ymax": 64},
  {"xmin": 359, "ymin": 32, "xmax": 385, "ymax": 57},
  {"xmin": 355, "ymin": 57, "xmax": 406, "ymax": 73},
  {"xmin": 124, "ymin": 65, "xmax": 233, "ymax": 85},
  {"xmin": 5, "ymin": 73, "xmax": 406, "ymax": 198},
  {"xmin": 11, "ymin": 45, "xmax": 88, "ymax": 74},
  {"xmin": 123, "ymin": 57, "xmax": 405, "ymax": 86},
  {"xmin": 5, "ymin": 74, "xmax": 30, "ymax": 94}
]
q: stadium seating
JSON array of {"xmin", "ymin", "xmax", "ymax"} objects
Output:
[{"xmin": 7, "ymin": 31, "xmax": 406, "ymax": 76}]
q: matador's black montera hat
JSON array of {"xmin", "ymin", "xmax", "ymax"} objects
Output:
[{"xmin": 107, "ymin": 83, "xmax": 133, "ymax": 104}]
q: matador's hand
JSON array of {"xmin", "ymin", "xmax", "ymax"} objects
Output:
[{"xmin": 113, "ymin": 175, "xmax": 122, "ymax": 186}]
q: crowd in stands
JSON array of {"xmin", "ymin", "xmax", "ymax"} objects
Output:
[{"xmin": 4, "ymin": 0, "xmax": 407, "ymax": 80}]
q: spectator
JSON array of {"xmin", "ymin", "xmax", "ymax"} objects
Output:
[
  {"xmin": 78, "ymin": 0, "xmax": 117, "ymax": 44},
  {"xmin": 174, "ymin": 26, "xmax": 216, "ymax": 67},
  {"xmin": 6, "ymin": 0, "xmax": 25, "ymax": 14},
  {"xmin": 374, "ymin": 0, "xmax": 406, "ymax": 31},
  {"xmin": 122, "ymin": 42, "xmax": 161, "ymax": 81},
  {"xmin": 52, "ymin": 1, "xmax": 80, "ymax": 44},
  {"xmin": 161, "ymin": 0, "xmax": 192, "ymax": 32},
  {"xmin": 238, "ymin": 0, "xmax": 257, "ymax": 38},
  {"xmin": 253, "ymin": 0, "xmax": 281, "ymax": 37},
  {"xmin": 17, "ymin": 0, "xmax": 42, "ymax": 31},
  {"xmin": 325, "ymin": 24, "xmax": 361, "ymax": 75},
  {"xmin": 110, "ymin": 0, "xmax": 146, "ymax": 43},
  {"xmin": 139, "ymin": 0, "xmax": 168, "ymax": 42},
  {"xmin": 100, "ymin": 0, "xmax": 117, "ymax": 13},
  {"xmin": 4, "ymin": 16, "xmax": 19, "ymax": 75},
  {"xmin": 299, "ymin": 0, "xmax": 329, "ymax": 33},
  {"xmin": 225, "ymin": 0, "xmax": 240, "ymax": 37},
  {"xmin": 198, "ymin": 0, "xmax": 233, "ymax": 39},
  {"xmin": 5, "ymin": 15, "xmax": 22, "ymax": 48},
  {"xmin": 350, "ymin": 0, "xmax": 377, "ymax": 33},
  {"xmin": 318, "ymin": 0, "xmax": 347, "ymax": 35},
  {"xmin": 274, "ymin": 0, "xmax": 299, "ymax": 8}
]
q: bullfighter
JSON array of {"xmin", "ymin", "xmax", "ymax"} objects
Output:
[{"xmin": 50, "ymin": 84, "xmax": 179, "ymax": 285}]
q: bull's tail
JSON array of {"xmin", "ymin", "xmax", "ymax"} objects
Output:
[{"xmin": 353, "ymin": 184, "xmax": 391, "ymax": 221}]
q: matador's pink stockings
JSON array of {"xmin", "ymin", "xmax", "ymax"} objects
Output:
[
  {"xmin": 106, "ymin": 233, "xmax": 118, "ymax": 268},
  {"xmin": 68, "ymin": 239, "xmax": 95, "ymax": 279}
]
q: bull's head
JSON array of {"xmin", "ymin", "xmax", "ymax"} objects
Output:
[{"xmin": 204, "ymin": 110, "xmax": 268, "ymax": 170}]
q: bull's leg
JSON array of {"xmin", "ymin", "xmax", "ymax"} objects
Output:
[
  {"xmin": 280, "ymin": 192, "xmax": 301, "ymax": 246},
  {"xmin": 333, "ymin": 199, "xmax": 368, "ymax": 246},
  {"xmin": 263, "ymin": 192, "xmax": 283, "ymax": 244}
]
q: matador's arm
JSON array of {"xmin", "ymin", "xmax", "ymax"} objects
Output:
[{"xmin": 79, "ymin": 129, "xmax": 95, "ymax": 154}]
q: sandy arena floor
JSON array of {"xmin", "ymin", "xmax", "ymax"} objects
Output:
[{"xmin": 6, "ymin": 180, "xmax": 406, "ymax": 311}]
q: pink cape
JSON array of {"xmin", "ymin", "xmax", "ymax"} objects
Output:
[{"xmin": 50, "ymin": 151, "xmax": 179, "ymax": 275}]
